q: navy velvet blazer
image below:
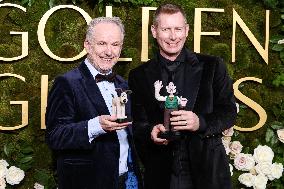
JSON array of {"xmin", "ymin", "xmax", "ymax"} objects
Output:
[
  {"xmin": 129, "ymin": 49, "xmax": 237, "ymax": 189},
  {"xmin": 45, "ymin": 62, "xmax": 141, "ymax": 189}
]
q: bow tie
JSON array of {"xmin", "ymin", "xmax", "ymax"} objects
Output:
[{"xmin": 95, "ymin": 73, "xmax": 116, "ymax": 83}]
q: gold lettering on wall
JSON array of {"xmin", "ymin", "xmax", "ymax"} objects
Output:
[
  {"xmin": 41, "ymin": 75, "xmax": 48, "ymax": 129},
  {"xmin": 194, "ymin": 8, "xmax": 224, "ymax": 53},
  {"xmin": 0, "ymin": 73, "xmax": 28, "ymax": 130},
  {"xmin": 37, "ymin": 5, "xmax": 92, "ymax": 61},
  {"xmin": 233, "ymin": 77, "xmax": 267, "ymax": 131},
  {"xmin": 0, "ymin": 4, "xmax": 28, "ymax": 61},
  {"xmin": 141, "ymin": 7, "xmax": 157, "ymax": 62},
  {"xmin": 105, "ymin": 6, "xmax": 132, "ymax": 62},
  {"xmin": 232, "ymin": 9, "xmax": 269, "ymax": 64}
]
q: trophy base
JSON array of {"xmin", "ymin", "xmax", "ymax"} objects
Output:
[
  {"xmin": 158, "ymin": 131, "xmax": 182, "ymax": 140},
  {"xmin": 116, "ymin": 117, "xmax": 132, "ymax": 123}
]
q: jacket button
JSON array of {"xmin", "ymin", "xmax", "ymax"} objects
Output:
[{"xmin": 206, "ymin": 136, "xmax": 209, "ymax": 138}]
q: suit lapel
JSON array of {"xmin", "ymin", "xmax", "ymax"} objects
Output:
[
  {"xmin": 183, "ymin": 49, "xmax": 204, "ymax": 110},
  {"xmin": 144, "ymin": 58, "xmax": 166, "ymax": 109},
  {"xmin": 78, "ymin": 62, "xmax": 110, "ymax": 115}
]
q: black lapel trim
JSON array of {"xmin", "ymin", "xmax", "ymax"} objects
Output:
[
  {"xmin": 78, "ymin": 62, "xmax": 110, "ymax": 115},
  {"xmin": 183, "ymin": 49, "xmax": 204, "ymax": 110},
  {"xmin": 144, "ymin": 58, "xmax": 165, "ymax": 109}
]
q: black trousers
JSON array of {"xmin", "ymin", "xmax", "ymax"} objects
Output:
[
  {"xmin": 170, "ymin": 139, "xmax": 194, "ymax": 189},
  {"xmin": 119, "ymin": 172, "xmax": 127, "ymax": 189}
]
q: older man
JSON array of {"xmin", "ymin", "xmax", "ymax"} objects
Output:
[
  {"xmin": 129, "ymin": 3, "xmax": 237, "ymax": 189},
  {"xmin": 46, "ymin": 17, "xmax": 140, "ymax": 189}
]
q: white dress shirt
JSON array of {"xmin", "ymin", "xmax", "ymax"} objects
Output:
[{"xmin": 85, "ymin": 59, "xmax": 129, "ymax": 175}]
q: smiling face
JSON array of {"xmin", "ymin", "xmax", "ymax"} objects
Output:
[
  {"xmin": 84, "ymin": 22, "xmax": 123, "ymax": 73},
  {"xmin": 151, "ymin": 12, "xmax": 189, "ymax": 61}
]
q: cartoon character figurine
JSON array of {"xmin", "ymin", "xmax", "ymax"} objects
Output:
[
  {"xmin": 112, "ymin": 88, "xmax": 132, "ymax": 123},
  {"xmin": 154, "ymin": 80, "xmax": 188, "ymax": 140}
]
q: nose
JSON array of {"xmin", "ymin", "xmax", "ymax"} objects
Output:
[
  {"xmin": 169, "ymin": 30, "xmax": 177, "ymax": 41},
  {"xmin": 104, "ymin": 45, "xmax": 112, "ymax": 56}
]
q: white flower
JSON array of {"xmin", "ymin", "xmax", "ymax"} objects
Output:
[
  {"xmin": 230, "ymin": 141, "xmax": 243, "ymax": 157},
  {"xmin": 267, "ymin": 162, "xmax": 283, "ymax": 180},
  {"xmin": 222, "ymin": 127, "xmax": 234, "ymax": 137},
  {"xmin": 250, "ymin": 167, "xmax": 258, "ymax": 175},
  {"xmin": 34, "ymin": 182, "xmax": 44, "ymax": 189},
  {"xmin": 278, "ymin": 39, "xmax": 284, "ymax": 44},
  {"xmin": 238, "ymin": 173, "xmax": 254, "ymax": 187},
  {"xmin": 229, "ymin": 163, "xmax": 233, "ymax": 176},
  {"xmin": 277, "ymin": 129, "xmax": 284, "ymax": 143},
  {"xmin": 0, "ymin": 177, "xmax": 6, "ymax": 189},
  {"xmin": 234, "ymin": 153, "xmax": 255, "ymax": 171},
  {"xmin": 255, "ymin": 162, "xmax": 272, "ymax": 176},
  {"xmin": 0, "ymin": 160, "xmax": 9, "ymax": 168},
  {"xmin": 0, "ymin": 160, "xmax": 9, "ymax": 179},
  {"xmin": 252, "ymin": 174, "xmax": 268, "ymax": 189},
  {"xmin": 5, "ymin": 166, "xmax": 25, "ymax": 185},
  {"xmin": 253, "ymin": 145, "xmax": 274, "ymax": 164},
  {"xmin": 222, "ymin": 137, "xmax": 231, "ymax": 155}
]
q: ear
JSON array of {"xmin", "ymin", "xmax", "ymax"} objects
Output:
[
  {"xmin": 126, "ymin": 90, "xmax": 132, "ymax": 95},
  {"xmin": 84, "ymin": 40, "xmax": 91, "ymax": 54},
  {"xmin": 185, "ymin": 24, "xmax": 189, "ymax": 37},
  {"xmin": 151, "ymin": 25, "xmax": 157, "ymax": 39},
  {"xmin": 115, "ymin": 88, "xmax": 123, "ymax": 93}
]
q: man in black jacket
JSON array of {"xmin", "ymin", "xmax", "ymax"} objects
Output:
[
  {"xmin": 129, "ymin": 3, "xmax": 237, "ymax": 189},
  {"xmin": 46, "ymin": 17, "xmax": 141, "ymax": 189}
]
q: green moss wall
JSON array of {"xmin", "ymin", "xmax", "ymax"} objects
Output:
[{"xmin": 0, "ymin": 0, "xmax": 283, "ymax": 188}]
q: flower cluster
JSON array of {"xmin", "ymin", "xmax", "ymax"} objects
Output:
[
  {"xmin": 0, "ymin": 159, "xmax": 25, "ymax": 189},
  {"xmin": 222, "ymin": 128, "xmax": 284, "ymax": 189}
]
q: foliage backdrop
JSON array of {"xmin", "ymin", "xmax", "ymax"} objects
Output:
[{"xmin": 0, "ymin": 0, "xmax": 283, "ymax": 188}]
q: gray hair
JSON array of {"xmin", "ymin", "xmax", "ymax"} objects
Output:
[{"xmin": 85, "ymin": 17, "xmax": 125, "ymax": 41}]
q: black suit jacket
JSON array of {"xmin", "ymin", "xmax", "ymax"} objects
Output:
[
  {"xmin": 128, "ymin": 49, "xmax": 237, "ymax": 189},
  {"xmin": 46, "ymin": 62, "xmax": 141, "ymax": 189}
]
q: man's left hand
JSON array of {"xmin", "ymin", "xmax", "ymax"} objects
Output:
[{"xmin": 170, "ymin": 110, "xmax": 199, "ymax": 131}]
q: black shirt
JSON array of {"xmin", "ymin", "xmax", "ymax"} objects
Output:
[{"xmin": 158, "ymin": 48, "xmax": 186, "ymax": 97}]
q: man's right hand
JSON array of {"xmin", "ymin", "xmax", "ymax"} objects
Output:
[
  {"xmin": 151, "ymin": 124, "xmax": 168, "ymax": 145},
  {"xmin": 99, "ymin": 115, "xmax": 130, "ymax": 131}
]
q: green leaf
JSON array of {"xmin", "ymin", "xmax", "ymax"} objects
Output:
[
  {"xmin": 28, "ymin": 0, "xmax": 34, "ymax": 6},
  {"xmin": 18, "ymin": 161, "xmax": 33, "ymax": 171},
  {"xmin": 98, "ymin": 4, "xmax": 103, "ymax": 13},
  {"xmin": 280, "ymin": 51, "xmax": 284, "ymax": 62},
  {"xmin": 19, "ymin": 156, "xmax": 33, "ymax": 164},
  {"xmin": 72, "ymin": 0, "xmax": 76, "ymax": 4},
  {"xmin": 281, "ymin": 8, "xmax": 284, "ymax": 13},
  {"xmin": 270, "ymin": 35, "xmax": 284, "ymax": 44},
  {"xmin": 21, "ymin": 146, "xmax": 34, "ymax": 154},
  {"xmin": 49, "ymin": 0, "xmax": 56, "ymax": 8},
  {"xmin": 266, "ymin": 128, "xmax": 274, "ymax": 142},
  {"xmin": 272, "ymin": 44, "xmax": 284, "ymax": 51},
  {"xmin": 243, "ymin": 146, "xmax": 250, "ymax": 154},
  {"xmin": 4, "ymin": 145, "xmax": 9, "ymax": 156},
  {"xmin": 271, "ymin": 124, "xmax": 284, "ymax": 130},
  {"xmin": 34, "ymin": 169, "xmax": 51, "ymax": 186},
  {"xmin": 21, "ymin": 0, "xmax": 29, "ymax": 5},
  {"xmin": 265, "ymin": 128, "xmax": 278, "ymax": 145},
  {"xmin": 3, "ymin": 144, "xmax": 14, "ymax": 157},
  {"xmin": 281, "ymin": 15, "xmax": 284, "ymax": 20}
]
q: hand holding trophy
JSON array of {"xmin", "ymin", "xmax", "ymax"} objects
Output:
[{"xmin": 154, "ymin": 80, "xmax": 188, "ymax": 140}]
